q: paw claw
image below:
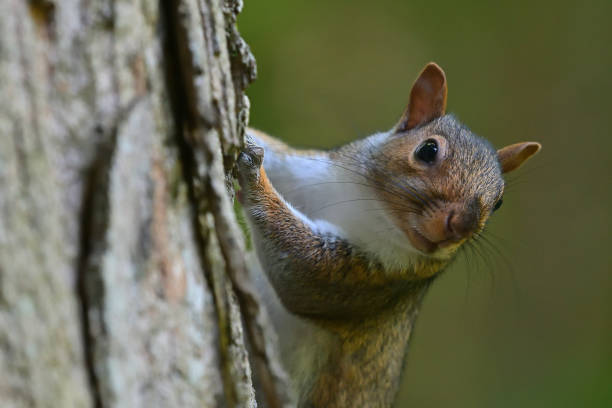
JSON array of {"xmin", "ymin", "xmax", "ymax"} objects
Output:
[
  {"xmin": 238, "ymin": 147, "xmax": 263, "ymax": 169},
  {"xmin": 249, "ymin": 146, "xmax": 264, "ymax": 166},
  {"xmin": 237, "ymin": 139, "xmax": 264, "ymax": 188}
]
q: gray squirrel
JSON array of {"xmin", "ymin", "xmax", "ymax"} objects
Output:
[{"xmin": 237, "ymin": 63, "xmax": 541, "ymax": 407}]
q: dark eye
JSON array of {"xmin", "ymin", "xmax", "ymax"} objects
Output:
[
  {"xmin": 415, "ymin": 139, "xmax": 439, "ymax": 164},
  {"xmin": 493, "ymin": 198, "xmax": 503, "ymax": 212}
]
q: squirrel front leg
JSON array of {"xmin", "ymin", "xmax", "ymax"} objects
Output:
[{"xmin": 237, "ymin": 141, "xmax": 391, "ymax": 319}]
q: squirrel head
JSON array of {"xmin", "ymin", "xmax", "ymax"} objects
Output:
[{"xmin": 371, "ymin": 63, "xmax": 541, "ymax": 259}]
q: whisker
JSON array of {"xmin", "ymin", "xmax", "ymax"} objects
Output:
[
  {"xmin": 326, "ymin": 145, "xmax": 435, "ymax": 210},
  {"xmin": 300, "ymin": 156, "xmax": 424, "ymax": 206},
  {"xmin": 467, "ymin": 235, "xmax": 496, "ymax": 290},
  {"xmin": 374, "ymin": 226, "xmax": 399, "ymax": 235},
  {"xmin": 280, "ymin": 180, "xmax": 383, "ymax": 195},
  {"xmin": 308, "ymin": 198, "xmax": 384, "ymax": 215},
  {"xmin": 354, "ymin": 141, "xmax": 438, "ymax": 210},
  {"xmin": 364, "ymin": 206, "xmax": 420, "ymax": 214},
  {"xmin": 281, "ymin": 142, "xmax": 438, "ymax": 217},
  {"xmin": 475, "ymin": 231, "xmax": 522, "ymax": 310}
]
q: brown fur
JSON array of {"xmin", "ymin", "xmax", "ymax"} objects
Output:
[{"xmin": 308, "ymin": 291, "xmax": 427, "ymax": 407}]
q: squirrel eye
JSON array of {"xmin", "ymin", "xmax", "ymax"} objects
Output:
[
  {"xmin": 493, "ymin": 198, "xmax": 503, "ymax": 212},
  {"xmin": 415, "ymin": 139, "xmax": 438, "ymax": 164}
]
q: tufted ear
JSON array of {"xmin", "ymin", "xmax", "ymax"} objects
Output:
[
  {"xmin": 497, "ymin": 142, "xmax": 542, "ymax": 173},
  {"xmin": 395, "ymin": 62, "xmax": 447, "ymax": 133}
]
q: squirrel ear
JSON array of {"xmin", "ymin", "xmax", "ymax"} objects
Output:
[
  {"xmin": 497, "ymin": 142, "xmax": 542, "ymax": 173},
  {"xmin": 395, "ymin": 62, "xmax": 448, "ymax": 133}
]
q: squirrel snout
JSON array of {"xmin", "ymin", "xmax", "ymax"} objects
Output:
[
  {"xmin": 410, "ymin": 202, "xmax": 480, "ymax": 253},
  {"xmin": 445, "ymin": 205, "xmax": 479, "ymax": 239}
]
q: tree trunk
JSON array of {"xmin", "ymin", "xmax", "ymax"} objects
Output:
[{"xmin": 0, "ymin": 0, "xmax": 286, "ymax": 407}]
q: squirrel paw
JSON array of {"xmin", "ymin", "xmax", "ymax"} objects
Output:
[{"xmin": 237, "ymin": 136, "xmax": 264, "ymax": 190}]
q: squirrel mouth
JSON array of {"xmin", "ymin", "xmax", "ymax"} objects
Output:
[
  {"xmin": 394, "ymin": 208, "xmax": 475, "ymax": 256},
  {"xmin": 406, "ymin": 227, "xmax": 460, "ymax": 255}
]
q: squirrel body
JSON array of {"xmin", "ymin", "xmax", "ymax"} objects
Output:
[{"xmin": 238, "ymin": 63, "xmax": 541, "ymax": 407}]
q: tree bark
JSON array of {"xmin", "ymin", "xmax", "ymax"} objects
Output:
[{"xmin": 0, "ymin": 0, "xmax": 285, "ymax": 407}]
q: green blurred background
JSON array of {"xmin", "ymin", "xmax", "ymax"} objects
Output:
[{"xmin": 238, "ymin": 0, "xmax": 612, "ymax": 406}]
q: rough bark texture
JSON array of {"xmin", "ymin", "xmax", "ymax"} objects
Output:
[{"xmin": 0, "ymin": 0, "xmax": 285, "ymax": 407}]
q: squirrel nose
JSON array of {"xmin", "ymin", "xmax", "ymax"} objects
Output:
[
  {"xmin": 445, "ymin": 204, "xmax": 479, "ymax": 239},
  {"xmin": 416, "ymin": 201, "xmax": 481, "ymax": 247}
]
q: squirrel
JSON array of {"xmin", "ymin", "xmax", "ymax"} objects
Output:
[{"xmin": 237, "ymin": 62, "xmax": 541, "ymax": 407}]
